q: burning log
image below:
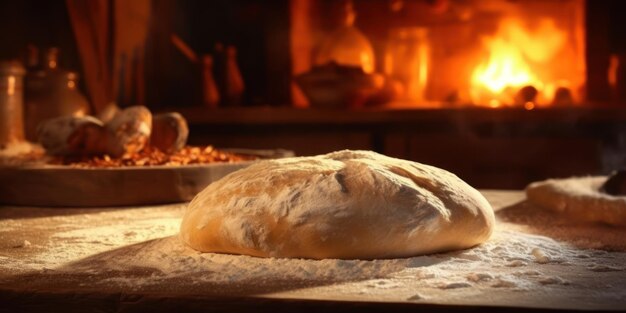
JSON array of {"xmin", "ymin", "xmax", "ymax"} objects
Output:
[
  {"xmin": 514, "ymin": 85, "xmax": 538, "ymax": 105},
  {"xmin": 552, "ymin": 87, "xmax": 574, "ymax": 106}
]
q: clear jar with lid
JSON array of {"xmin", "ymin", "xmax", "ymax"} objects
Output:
[{"xmin": 384, "ymin": 27, "xmax": 431, "ymax": 104}]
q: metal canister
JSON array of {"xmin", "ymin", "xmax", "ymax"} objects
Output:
[{"xmin": 0, "ymin": 61, "xmax": 26, "ymax": 148}]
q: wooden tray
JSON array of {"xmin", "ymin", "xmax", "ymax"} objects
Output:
[{"xmin": 0, "ymin": 161, "xmax": 256, "ymax": 207}]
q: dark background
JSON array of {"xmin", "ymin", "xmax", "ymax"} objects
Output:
[
  {"xmin": 2, "ymin": 0, "xmax": 626, "ymax": 189},
  {"xmin": 1, "ymin": 0, "xmax": 625, "ymax": 108}
]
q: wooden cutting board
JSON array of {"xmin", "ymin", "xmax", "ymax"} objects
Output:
[{"xmin": 0, "ymin": 162, "xmax": 253, "ymax": 207}]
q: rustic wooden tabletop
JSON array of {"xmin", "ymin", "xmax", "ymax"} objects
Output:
[{"xmin": 1, "ymin": 190, "xmax": 625, "ymax": 312}]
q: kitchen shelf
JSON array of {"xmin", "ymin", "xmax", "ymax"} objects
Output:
[
  {"xmin": 160, "ymin": 106, "xmax": 626, "ymax": 189},
  {"xmin": 164, "ymin": 106, "xmax": 626, "ymax": 126}
]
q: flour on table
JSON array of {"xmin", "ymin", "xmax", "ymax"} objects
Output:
[
  {"xmin": 466, "ymin": 273, "xmax": 493, "ymax": 282},
  {"xmin": 490, "ymin": 276, "xmax": 519, "ymax": 288},
  {"xmin": 531, "ymin": 248, "xmax": 551, "ymax": 264},
  {"xmin": 1, "ymin": 193, "xmax": 626, "ymax": 310},
  {"xmin": 538, "ymin": 276, "xmax": 568, "ymax": 285},
  {"xmin": 32, "ymin": 225, "xmax": 621, "ymax": 300},
  {"xmin": 587, "ymin": 264, "xmax": 623, "ymax": 272}
]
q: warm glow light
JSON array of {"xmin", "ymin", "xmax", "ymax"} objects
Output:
[
  {"xmin": 472, "ymin": 38, "xmax": 535, "ymax": 94},
  {"xmin": 407, "ymin": 39, "xmax": 430, "ymax": 103},
  {"xmin": 7, "ymin": 76, "xmax": 15, "ymax": 96},
  {"xmin": 471, "ymin": 18, "xmax": 567, "ymax": 106},
  {"xmin": 524, "ymin": 102, "xmax": 535, "ymax": 110},
  {"xmin": 609, "ymin": 54, "xmax": 619, "ymax": 89},
  {"xmin": 360, "ymin": 52, "xmax": 374, "ymax": 74}
]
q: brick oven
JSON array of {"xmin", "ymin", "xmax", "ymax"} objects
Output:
[{"xmin": 1, "ymin": 0, "xmax": 625, "ymax": 189}]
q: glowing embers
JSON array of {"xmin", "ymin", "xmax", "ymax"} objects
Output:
[{"xmin": 470, "ymin": 18, "xmax": 573, "ymax": 108}]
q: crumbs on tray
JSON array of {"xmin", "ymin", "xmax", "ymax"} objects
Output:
[{"xmin": 50, "ymin": 145, "xmax": 256, "ymax": 168}]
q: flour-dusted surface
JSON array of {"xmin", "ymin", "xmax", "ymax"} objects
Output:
[
  {"xmin": 526, "ymin": 176, "xmax": 626, "ymax": 226},
  {"xmin": 181, "ymin": 150, "xmax": 494, "ymax": 259},
  {"xmin": 1, "ymin": 191, "xmax": 625, "ymax": 311}
]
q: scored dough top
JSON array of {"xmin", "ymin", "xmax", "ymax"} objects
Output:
[{"xmin": 180, "ymin": 150, "xmax": 495, "ymax": 259}]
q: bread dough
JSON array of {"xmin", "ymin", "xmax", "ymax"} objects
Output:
[
  {"xmin": 526, "ymin": 176, "xmax": 626, "ymax": 227},
  {"xmin": 180, "ymin": 150, "xmax": 495, "ymax": 259}
]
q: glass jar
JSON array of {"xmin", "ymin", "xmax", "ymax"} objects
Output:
[{"xmin": 384, "ymin": 27, "xmax": 431, "ymax": 104}]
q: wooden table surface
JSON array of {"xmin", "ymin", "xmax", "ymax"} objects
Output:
[{"xmin": 1, "ymin": 190, "xmax": 625, "ymax": 312}]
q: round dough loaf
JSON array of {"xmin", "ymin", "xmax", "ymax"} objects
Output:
[{"xmin": 180, "ymin": 150, "xmax": 494, "ymax": 259}]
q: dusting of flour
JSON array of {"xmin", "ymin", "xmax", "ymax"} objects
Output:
[{"xmin": 1, "ymin": 191, "xmax": 625, "ymax": 310}]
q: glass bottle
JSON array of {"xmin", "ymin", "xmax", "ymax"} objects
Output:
[
  {"xmin": 385, "ymin": 27, "xmax": 431, "ymax": 104},
  {"xmin": 224, "ymin": 46, "xmax": 245, "ymax": 106},
  {"xmin": 202, "ymin": 54, "xmax": 220, "ymax": 108},
  {"xmin": 315, "ymin": 0, "xmax": 375, "ymax": 73}
]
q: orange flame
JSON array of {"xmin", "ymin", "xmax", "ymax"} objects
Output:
[{"xmin": 471, "ymin": 18, "xmax": 567, "ymax": 106}]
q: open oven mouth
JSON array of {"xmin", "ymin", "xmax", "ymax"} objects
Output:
[{"xmin": 293, "ymin": 0, "xmax": 590, "ymax": 110}]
